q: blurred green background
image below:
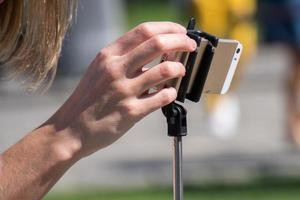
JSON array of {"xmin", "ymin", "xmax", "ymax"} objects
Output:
[
  {"xmin": 125, "ymin": 0, "xmax": 187, "ymax": 29},
  {"xmin": 45, "ymin": 179, "xmax": 300, "ymax": 200}
]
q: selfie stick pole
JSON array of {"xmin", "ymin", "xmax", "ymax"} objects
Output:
[
  {"xmin": 173, "ymin": 136, "xmax": 183, "ymax": 200},
  {"xmin": 162, "ymin": 103, "xmax": 187, "ymax": 200}
]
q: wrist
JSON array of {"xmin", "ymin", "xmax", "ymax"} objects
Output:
[
  {"xmin": 41, "ymin": 119, "xmax": 83, "ymax": 163},
  {"xmin": 44, "ymin": 91, "xmax": 89, "ymax": 161}
]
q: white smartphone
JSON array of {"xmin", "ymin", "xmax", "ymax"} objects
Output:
[
  {"xmin": 202, "ymin": 39, "xmax": 243, "ymax": 94},
  {"xmin": 165, "ymin": 38, "xmax": 243, "ymax": 95}
]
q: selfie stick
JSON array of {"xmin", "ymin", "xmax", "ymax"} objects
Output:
[
  {"xmin": 162, "ymin": 102, "xmax": 187, "ymax": 200},
  {"xmin": 162, "ymin": 18, "xmax": 218, "ymax": 200}
]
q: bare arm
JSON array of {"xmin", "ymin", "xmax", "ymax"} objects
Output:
[
  {"xmin": 0, "ymin": 124, "xmax": 80, "ymax": 200},
  {"xmin": 0, "ymin": 22, "xmax": 196, "ymax": 200}
]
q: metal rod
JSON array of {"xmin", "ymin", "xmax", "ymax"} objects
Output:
[{"xmin": 173, "ymin": 136, "xmax": 183, "ymax": 200}]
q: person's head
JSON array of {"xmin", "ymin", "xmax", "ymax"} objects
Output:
[{"xmin": 0, "ymin": 0, "xmax": 76, "ymax": 90}]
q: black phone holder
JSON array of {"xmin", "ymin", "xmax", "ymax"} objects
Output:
[
  {"xmin": 161, "ymin": 18, "xmax": 219, "ymax": 200},
  {"xmin": 162, "ymin": 18, "xmax": 219, "ymax": 137}
]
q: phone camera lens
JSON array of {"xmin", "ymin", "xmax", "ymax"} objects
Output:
[{"xmin": 236, "ymin": 48, "xmax": 241, "ymax": 54}]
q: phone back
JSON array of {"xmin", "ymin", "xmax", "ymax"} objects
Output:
[{"xmin": 203, "ymin": 39, "xmax": 242, "ymax": 94}]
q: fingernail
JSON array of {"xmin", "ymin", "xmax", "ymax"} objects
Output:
[
  {"xmin": 190, "ymin": 39, "xmax": 197, "ymax": 50},
  {"xmin": 179, "ymin": 64, "xmax": 186, "ymax": 76}
]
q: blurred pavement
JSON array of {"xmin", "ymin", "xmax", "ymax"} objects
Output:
[{"xmin": 1, "ymin": 46, "xmax": 300, "ymax": 190}]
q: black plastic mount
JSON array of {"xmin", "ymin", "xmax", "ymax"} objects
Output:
[
  {"xmin": 177, "ymin": 20, "xmax": 219, "ymax": 103},
  {"xmin": 162, "ymin": 17, "xmax": 219, "ymax": 137},
  {"xmin": 162, "ymin": 102, "xmax": 187, "ymax": 137}
]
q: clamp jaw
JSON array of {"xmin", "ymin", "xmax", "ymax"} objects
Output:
[{"xmin": 177, "ymin": 18, "xmax": 219, "ymax": 103}]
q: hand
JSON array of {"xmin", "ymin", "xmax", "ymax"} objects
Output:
[{"xmin": 51, "ymin": 22, "xmax": 197, "ymax": 158}]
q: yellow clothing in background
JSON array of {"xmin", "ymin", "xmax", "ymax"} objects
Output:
[
  {"xmin": 192, "ymin": 0, "xmax": 257, "ymax": 59},
  {"xmin": 191, "ymin": 0, "xmax": 257, "ymax": 112}
]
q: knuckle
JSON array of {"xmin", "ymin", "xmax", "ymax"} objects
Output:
[
  {"xmin": 151, "ymin": 35, "xmax": 165, "ymax": 51},
  {"xmin": 102, "ymin": 64, "xmax": 119, "ymax": 80},
  {"xmin": 160, "ymin": 89, "xmax": 175, "ymax": 105},
  {"xmin": 122, "ymin": 100, "xmax": 140, "ymax": 118},
  {"xmin": 100, "ymin": 57, "xmax": 125, "ymax": 81},
  {"xmin": 160, "ymin": 62, "xmax": 177, "ymax": 78},
  {"xmin": 136, "ymin": 23, "xmax": 153, "ymax": 39},
  {"xmin": 112, "ymin": 81, "xmax": 133, "ymax": 97},
  {"xmin": 96, "ymin": 48, "xmax": 110, "ymax": 61}
]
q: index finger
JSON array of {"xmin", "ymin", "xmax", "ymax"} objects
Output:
[{"xmin": 106, "ymin": 22, "xmax": 187, "ymax": 55}]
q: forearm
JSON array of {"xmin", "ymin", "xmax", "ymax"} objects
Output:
[{"xmin": 0, "ymin": 124, "xmax": 81, "ymax": 200}]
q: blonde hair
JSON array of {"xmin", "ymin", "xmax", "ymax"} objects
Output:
[{"xmin": 0, "ymin": 0, "xmax": 77, "ymax": 91}]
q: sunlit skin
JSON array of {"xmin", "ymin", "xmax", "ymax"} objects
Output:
[{"xmin": 0, "ymin": 1, "xmax": 197, "ymax": 199}]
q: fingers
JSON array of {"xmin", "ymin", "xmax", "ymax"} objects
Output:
[
  {"xmin": 134, "ymin": 61, "xmax": 185, "ymax": 94},
  {"xmin": 106, "ymin": 22, "xmax": 187, "ymax": 55},
  {"xmin": 136, "ymin": 87, "xmax": 177, "ymax": 117},
  {"xmin": 123, "ymin": 33, "xmax": 196, "ymax": 76}
]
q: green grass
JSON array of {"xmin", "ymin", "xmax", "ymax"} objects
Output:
[{"xmin": 45, "ymin": 178, "xmax": 300, "ymax": 200}]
